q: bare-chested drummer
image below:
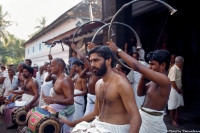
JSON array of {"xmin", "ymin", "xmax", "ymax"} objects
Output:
[
  {"xmin": 11, "ymin": 65, "xmax": 39, "ymax": 110},
  {"xmin": 70, "ymin": 43, "xmax": 101, "ymax": 116},
  {"xmin": 42, "ymin": 58, "xmax": 74, "ymax": 132},
  {"xmin": 61, "ymin": 45, "xmax": 141, "ymax": 133},
  {"xmin": 107, "ymin": 40, "xmax": 171, "ymax": 133}
]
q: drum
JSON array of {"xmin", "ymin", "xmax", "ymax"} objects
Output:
[
  {"xmin": 26, "ymin": 107, "xmax": 61, "ymax": 133},
  {"xmin": 11, "ymin": 106, "xmax": 27, "ymax": 126},
  {"xmin": 13, "ymin": 94, "xmax": 22, "ymax": 101}
]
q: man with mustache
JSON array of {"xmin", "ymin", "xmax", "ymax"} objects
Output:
[
  {"xmin": 11, "ymin": 65, "xmax": 39, "ymax": 110},
  {"xmin": 5, "ymin": 65, "xmax": 39, "ymax": 129},
  {"xmin": 61, "ymin": 45, "xmax": 141, "ymax": 133}
]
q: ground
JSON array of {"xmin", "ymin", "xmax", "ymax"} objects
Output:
[{"xmin": 0, "ymin": 106, "xmax": 200, "ymax": 133}]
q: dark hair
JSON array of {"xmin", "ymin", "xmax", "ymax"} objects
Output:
[
  {"xmin": 44, "ymin": 62, "xmax": 49, "ymax": 65},
  {"xmin": 88, "ymin": 45, "xmax": 115, "ymax": 68},
  {"xmin": 23, "ymin": 65, "xmax": 34, "ymax": 74},
  {"xmin": 1, "ymin": 66, "xmax": 6, "ymax": 69},
  {"xmin": 117, "ymin": 59, "xmax": 131, "ymax": 75},
  {"xmin": 72, "ymin": 59, "xmax": 84, "ymax": 68},
  {"xmin": 132, "ymin": 51, "xmax": 139, "ymax": 57},
  {"xmin": 25, "ymin": 59, "xmax": 32, "ymax": 65},
  {"xmin": 146, "ymin": 50, "xmax": 170, "ymax": 71},
  {"xmin": 8, "ymin": 68, "xmax": 15, "ymax": 74}
]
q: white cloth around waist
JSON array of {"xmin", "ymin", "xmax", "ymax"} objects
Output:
[
  {"xmin": 74, "ymin": 89, "xmax": 85, "ymax": 105},
  {"xmin": 15, "ymin": 93, "xmax": 34, "ymax": 106},
  {"xmin": 72, "ymin": 116, "xmax": 130, "ymax": 133},
  {"xmin": 168, "ymin": 88, "xmax": 184, "ymax": 110},
  {"xmin": 139, "ymin": 107, "xmax": 167, "ymax": 133}
]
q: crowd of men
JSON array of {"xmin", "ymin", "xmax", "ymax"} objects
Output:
[{"xmin": 0, "ymin": 39, "xmax": 185, "ymax": 133}]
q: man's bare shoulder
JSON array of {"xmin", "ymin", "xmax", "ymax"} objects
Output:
[{"xmin": 31, "ymin": 78, "xmax": 38, "ymax": 84}]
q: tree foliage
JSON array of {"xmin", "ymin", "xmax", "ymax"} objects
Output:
[
  {"xmin": 0, "ymin": 5, "xmax": 25, "ymax": 67},
  {"xmin": 28, "ymin": 16, "xmax": 47, "ymax": 38}
]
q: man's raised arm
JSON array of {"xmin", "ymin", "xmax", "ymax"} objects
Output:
[
  {"xmin": 107, "ymin": 40, "xmax": 170, "ymax": 88},
  {"xmin": 70, "ymin": 43, "xmax": 91, "ymax": 70}
]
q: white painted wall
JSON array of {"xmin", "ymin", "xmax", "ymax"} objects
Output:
[{"xmin": 25, "ymin": 17, "xmax": 83, "ymax": 66}]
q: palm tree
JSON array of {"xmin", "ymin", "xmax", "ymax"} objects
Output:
[
  {"xmin": 34, "ymin": 16, "xmax": 47, "ymax": 31},
  {"xmin": 28, "ymin": 16, "xmax": 47, "ymax": 38},
  {"xmin": 0, "ymin": 5, "xmax": 17, "ymax": 46}
]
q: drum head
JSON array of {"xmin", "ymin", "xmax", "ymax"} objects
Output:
[
  {"xmin": 37, "ymin": 118, "xmax": 60, "ymax": 133},
  {"xmin": 14, "ymin": 109, "xmax": 27, "ymax": 126},
  {"xmin": 12, "ymin": 106, "xmax": 27, "ymax": 126}
]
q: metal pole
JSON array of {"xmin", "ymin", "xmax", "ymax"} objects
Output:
[{"xmin": 88, "ymin": 0, "xmax": 94, "ymax": 21}]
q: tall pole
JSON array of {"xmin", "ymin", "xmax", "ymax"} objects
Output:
[{"xmin": 89, "ymin": 0, "xmax": 93, "ymax": 21}]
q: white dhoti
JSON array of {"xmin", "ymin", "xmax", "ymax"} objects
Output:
[
  {"xmin": 73, "ymin": 89, "xmax": 85, "ymax": 121},
  {"xmin": 84, "ymin": 93, "xmax": 96, "ymax": 116},
  {"xmin": 21, "ymin": 93, "xmax": 34, "ymax": 104},
  {"xmin": 168, "ymin": 88, "xmax": 184, "ymax": 110},
  {"xmin": 139, "ymin": 107, "xmax": 167, "ymax": 133},
  {"xmin": 38, "ymin": 84, "xmax": 52, "ymax": 107},
  {"xmin": 132, "ymin": 83, "xmax": 145, "ymax": 109},
  {"xmin": 72, "ymin": 117, "xmax": 130, "ymax": 133}
]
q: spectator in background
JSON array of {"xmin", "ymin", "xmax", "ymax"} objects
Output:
[
  {"xmin": 125, "ymin": 38, "xmax": 146, "ymax": 61},
  {"xmin": 25, "ymin": 59, "xmax": 37, "ymax": 78},
  {"xmin": 0, "ymin": 69, "xmax": 18, "ymax": 115},
  {"xmin": 68, "ymin": 51, "xmax": 78, "ymax": 70},
  {"xmin": 36, "ymin": 65, "xmax": 44, "ymax": 90},
  {"xmin": 43, "ymin": 62, "xmax": 49, "ymax": 73},
  {"xmin": 168, "ymin": 56, "xmax": 184, "ymax": 127},
  {"xmin": 0, "ymin": 66, "xmax": 8, "ymax": 95},
  {"xmin": 169, "ymin": 54, "xmax": 177, "ymax": 72},
  {"xmin": 161, "ymin": 42, "xmax": 169, "ymax": 52},
  {"xmin": 127, "ymin": 52, "xmax": 149, "ymax": 108}
]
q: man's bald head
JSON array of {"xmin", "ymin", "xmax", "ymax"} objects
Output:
[{"xmin": 52, "ymin": 58, "xmax": 66, "ymax": 69}]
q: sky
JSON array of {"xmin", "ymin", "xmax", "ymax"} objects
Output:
[{"xmin": 0, "ymin": 0, "xmax": 82, "ymax": 41}]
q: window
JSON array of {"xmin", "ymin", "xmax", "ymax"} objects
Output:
[
  {"xmin": 28, "ymin": 49, "xmax": 29, "ymax": 54},
  {"xmin": 39, "ymin": 43, "xmax": 41, "ymax": 50},
  {"xmin": 33, "ymin": 47, "xmax": 34, "ymax": 53}
]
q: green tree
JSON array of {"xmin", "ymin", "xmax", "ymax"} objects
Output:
[
  {"xmin": 35, "ymin": 16, "xmax": 47, "ymax": 31},
  {"xmin": 28, "ymin": 16, "xmax": 47, "ymax": 38},
  {"xmin": 0, "ymin": 33, "xmax": 25, "ymax": 66},
  {"xmin": 0, "ymin": 5, "xmax": 17, "ymax": 46}
]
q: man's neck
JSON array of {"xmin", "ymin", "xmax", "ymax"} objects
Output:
[
  {"xmin": 9, "ymin": 75, "xmax": 14, "ymax": 79},
  {"xmin": 56, "ymin": 71, "xmax": 65, "ymax": 78},
  {"xmin": 102, "ymin": 68, "xmax": 114, "ymax": 82},
  {"xmin": 25, "ymin": 76, "xmax": 32, "ymax": 82},
  {"xmin": 77, "ymin": 69, "xmax": 82, "ymax": 75}
]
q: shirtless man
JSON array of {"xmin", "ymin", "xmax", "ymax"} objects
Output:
[
  {"xmin": 42, "ymin": 58, "xmax": 74, "ymax": 132},
  {"xmin": 11, "ymin": 65, "xmax": 39, "ymax": 111},
  {"xmin": 61, "ymin": 45, "xmax": 141, "ymax": 133},
  {"xmin": 107, "ymin": 40, "xmax": 171, "ymax": 133},
  {"xmin": 70, "ymin": 43, "xmax": 101, "ymax": 116},
  {"xmin": 69, "ymin": 59, "xmax": 87, "ymax": 120}
]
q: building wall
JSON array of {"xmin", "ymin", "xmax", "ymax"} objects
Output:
[{"xmin": 24, "ymin": 18, "xmax": 83, "ymax": 66}]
